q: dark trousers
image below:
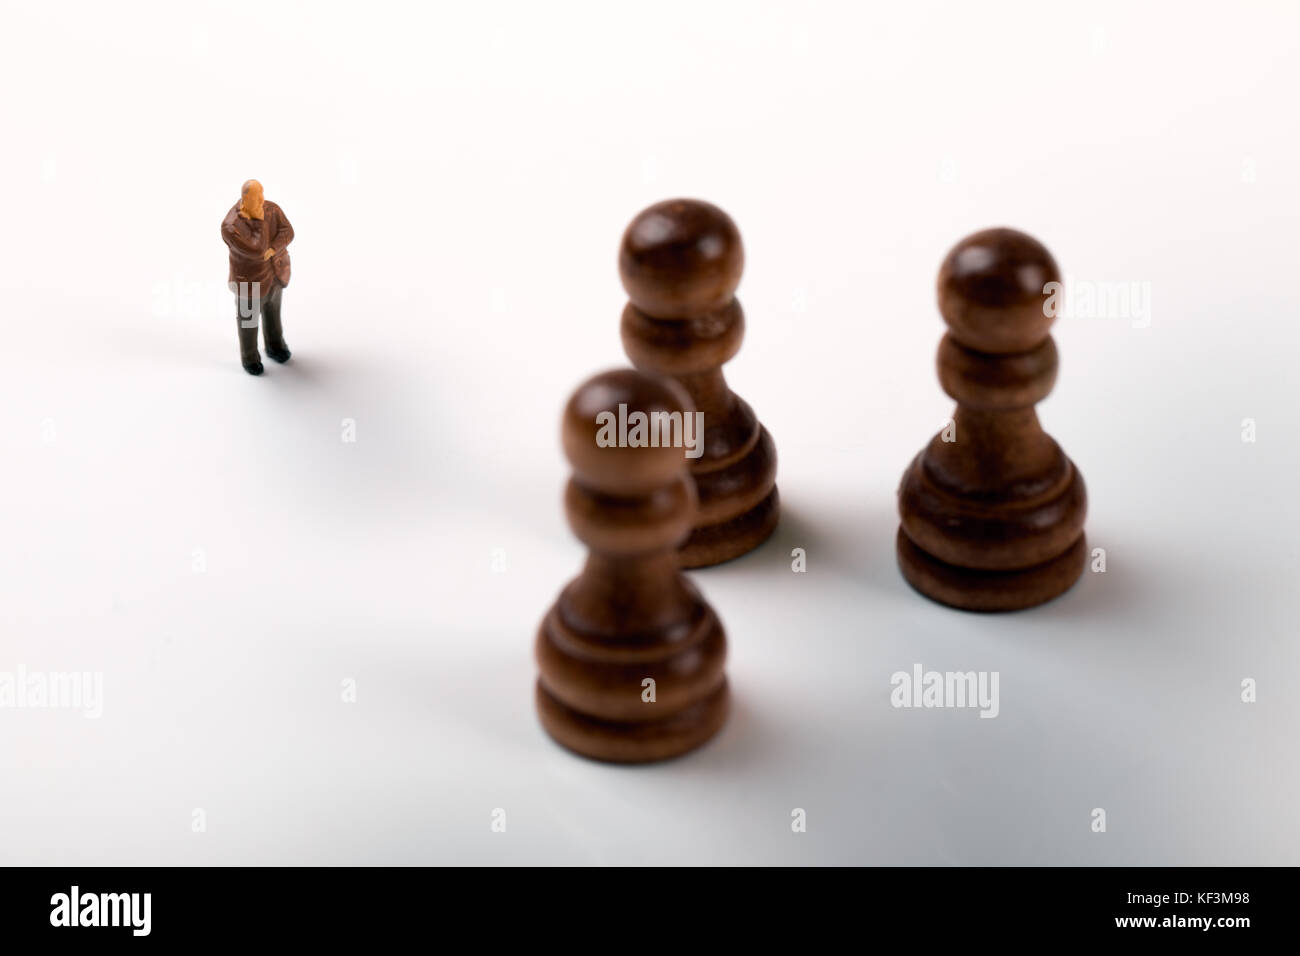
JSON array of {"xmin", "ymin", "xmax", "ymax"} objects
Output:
[{"xmin": 234, "ymin": 282, "xmax": 286, "ymax": 365}]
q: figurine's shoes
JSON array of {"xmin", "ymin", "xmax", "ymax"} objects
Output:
[
  {"xmin": 267, "ymin": 346, "xmax": 291, "ymax": 364},
  {"xmin": 243, "ymin": 361, "xmax": 265, "ymax": 376}
]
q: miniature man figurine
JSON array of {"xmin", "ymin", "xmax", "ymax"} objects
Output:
[{"xmin": 221, "ymin": 180, "xmax": 294, "ymax": 375}]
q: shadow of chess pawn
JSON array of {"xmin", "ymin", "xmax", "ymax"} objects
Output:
[
  {"xmin": 619, "ymin": 199, "xmax": 779, "ymax": 568},
  {"xmin": 897, "ymin": 228, "xmax": 1088, "ymax": 611},
  {"xmin": 535, "ymin": 369, "xmax": 729, "ymax": 762}
]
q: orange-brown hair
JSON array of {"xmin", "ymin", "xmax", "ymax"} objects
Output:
[{"xmin": 239, "ymin": 179, "xmax": 265, "ymax": 219}]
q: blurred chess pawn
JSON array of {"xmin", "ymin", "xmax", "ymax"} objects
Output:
[
  {"xmin": 535, "ymin": 369, "xmax": 729, "ymax": 762},
  {"xmin": 897, "ymin": 228, "xmax": 1088, "ymax": 611},
  {"xmin": 619, "ymin": 199, "xmax": 779, "ymax": 568}
]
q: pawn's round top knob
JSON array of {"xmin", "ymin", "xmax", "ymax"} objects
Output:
[
  {"xmin": 937, "ymin": 228, "xmax": 1061, "ymax": 354},
  {"xmin": 562, "ymin": 368, "xmax": 696, "ymax": 496},
  {"xmin": 619, "ymin": 199, "xmax": 744, "ymax": 320}
]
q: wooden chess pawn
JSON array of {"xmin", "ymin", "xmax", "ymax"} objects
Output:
[
  {"xmin": 897, "ymin": 228, "xmax": 1088, "ymax": 611},
  {"xmin": 619, "ymin": 199, "xmax": 779, "ymax": 568},
  {"xmin": 535, "ymin": 369, "xmax": 729, "ymax": 762}
]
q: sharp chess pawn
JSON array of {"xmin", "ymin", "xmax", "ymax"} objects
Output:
[
  {"xmin": 897, "ymin": 228, "xmax": 1088, "ymax": 611},
  {"xmin": 619, "ymin": 199, "xmax": 779, "ymax": 568},
  {"xmin": 535, "ymin": 369, "xmax": 730, "ymax": 762}
]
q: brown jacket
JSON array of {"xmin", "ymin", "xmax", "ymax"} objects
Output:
[{"xmin": 222, "ymin": 200, "xmax": 294, "ymax": 290}]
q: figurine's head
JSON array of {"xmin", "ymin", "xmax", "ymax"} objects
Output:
[{"xmin": 239, "ymin": 180, "xmax": 265, "ymax": 220}]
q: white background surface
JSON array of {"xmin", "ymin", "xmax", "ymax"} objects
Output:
[{"xmin": 2, "ymin": 0, "xmax": 1297, "ymax": 865}]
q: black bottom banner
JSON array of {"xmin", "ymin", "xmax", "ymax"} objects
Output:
[{"xmin": 0, "ymin": 865, "xmax": 1281, "ymax": 942}]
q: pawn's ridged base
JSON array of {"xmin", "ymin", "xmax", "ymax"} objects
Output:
[
  {"xmin": 896, "ymin": 528, "xmax": 1087, "ymax": 612},
  {"xmin": 680, "ymin": 487, "xmax": 780, "ymax": 569},
  {"xmin": 536, "ymin": 680, "xmax": 730, "ymax": 764}
]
